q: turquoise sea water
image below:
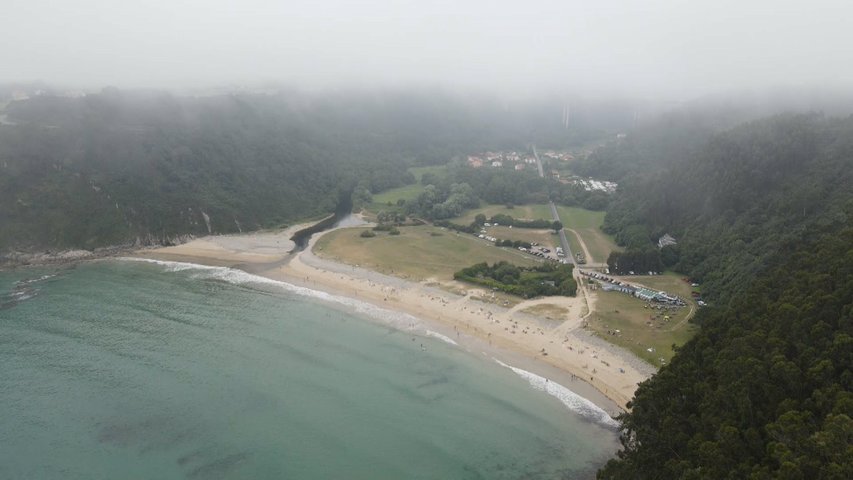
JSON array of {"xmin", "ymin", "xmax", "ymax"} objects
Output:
[{"xmin": 0, "ymin": 259, "xmax": 618, "ymax": 479}]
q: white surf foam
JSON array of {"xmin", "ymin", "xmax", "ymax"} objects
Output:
[
  {"xmin": 119, "ymin": 257, "xmax": 423, "ymax": 331},
  {"xmin": 120, "ymin": 258, "xmax": 617, "ymax": 427},
  {"xmin": 494, "ymin": 359, "xmax": 619, "ymax": 428},
  {"xmin": 17, "ymin": 274, "xmax": 57, "ymax": 285},
  {"xmin": 425, "ymin": 330, "xmax": 458, "ymax": 346}
]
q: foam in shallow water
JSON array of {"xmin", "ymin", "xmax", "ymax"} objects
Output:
[
  {"xmin": 121, "ymin": 257, "xmax": 421, "ymax": 331},
  {"xmin": 1, "ymin": 260, "xmax": 621, "ymax": 478},
  {"xmin": 494, "ymin": 359, "xmax": 619, "ymax": 428},
  {"xmin": 425, "ymin": 330, "xmax": 458, "ymax": 346}
]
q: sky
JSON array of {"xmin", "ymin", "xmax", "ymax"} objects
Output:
[{"xmin": 4, "ymin": 0, "xmax": 852, "ymax": 99}]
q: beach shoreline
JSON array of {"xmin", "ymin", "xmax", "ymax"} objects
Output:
[{"xmin": 131, "ymin": 222, "xmax": 655, "ymax": 414}]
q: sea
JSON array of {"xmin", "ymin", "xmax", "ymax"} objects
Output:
[{"xmin": 0, "ymin": 259, "xmax": 619, "ymax": 479}]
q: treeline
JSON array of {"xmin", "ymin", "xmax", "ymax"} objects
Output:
[
  {"xmin": 599, "ymin": 227, "xmax": 853, "ymax": 479},
  {"xmin": 454, "ymin": 261, "xmax": 577, "ymax": 298},
  {"xmin": 591, "ymin": 110, "xmax": 853, "ymax": 477}
]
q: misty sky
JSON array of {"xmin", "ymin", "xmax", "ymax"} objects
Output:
[{"xmin": 4, "ymin": 0, "xmax": 852, "ymax": 98}]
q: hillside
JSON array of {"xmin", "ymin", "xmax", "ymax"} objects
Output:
[
  {"xmin": 593, "ymin": 114, "xmax": 853, "ymax": 478},
  {"xmin": 600, "ymin": 114, "xmax": 853, "ymax": 301},
  {"xmin": 599, "ymin": 227, "xmax": 853, "ymax": 479},
  {"xmin": 0, "ymin": 88, "xmax": 639, "ymax": 256}
]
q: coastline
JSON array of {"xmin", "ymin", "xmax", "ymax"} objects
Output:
[{"xmin": 131, "ymin": 221, "xmax": 655, "ymax": 414}]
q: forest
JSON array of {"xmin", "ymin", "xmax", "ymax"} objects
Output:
[
  {"xmin": 599, "ymin": 227, "xmax": 852, "ymax": 479},
  {"xmin": 594, "ymin": 113, "xmax": 853, "ymax": 478},
  {"xmin": 595, "ymin": 114, "xmax": 853, "ymax": 302},
  {"xmin": 0, "ymin": 88, "xmax": 607, "ymax": 254}
]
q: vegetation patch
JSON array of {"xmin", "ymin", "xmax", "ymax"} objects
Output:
[{"xmin": 454, "ymin": 261, "xmax": 577, "ymax": 298}]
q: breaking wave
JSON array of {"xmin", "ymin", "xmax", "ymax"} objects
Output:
[
  {"xmin": 494, "ymin": 359, "xmax": 619, "ymax": 428},
  {"xmin": 425, "ymin": 330, "xmax": 458, "ymax": 346},
  {"xmin": 120, "ymin": 257, "xmax": 616, "ymax": 427},
  {"xmin": 119, "ymin": 257, "xmax": 423, "ymax": 331}
]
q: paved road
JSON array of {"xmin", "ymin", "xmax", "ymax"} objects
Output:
[{"xmin": 533, "ymin": 146, "xmax": 575, "ymax": 266}]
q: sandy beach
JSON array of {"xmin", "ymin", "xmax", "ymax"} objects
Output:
[{"xmin": 134, "ymin": 222, "xmax": 656, "ymax": 413}]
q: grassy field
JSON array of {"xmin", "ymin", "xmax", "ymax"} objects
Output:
[
  {"xmin": 410, "ymin": 165, "xmax": 447, "ymax": 183},
  {"xmin": 314, "ymin": 225, "xmax": 539, "ymax": 281},
  {"xmin": 365, "ymin": 165, "xmax": 448, "ymax": 214},
  {"xmin": 369, "ymin": 183, "xmax": 424, "ymax": 209},
  {"xmin": 456, "ymin": 204, "xmax": 620, "ymax": 264},
  {"xmin": 588, "ymin": 272, "xmax": 698, "ymax": 366}
]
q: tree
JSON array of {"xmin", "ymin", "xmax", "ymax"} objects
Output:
[
  {"xmin": 474, "ymin": 213, "xmax": 487, "ymax": 226},
  {"xmin": 552, "ymin": 220, "xmax": 563, "ymax": 232}
]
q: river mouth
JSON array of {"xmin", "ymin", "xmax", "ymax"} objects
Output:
[{"xmin": 290, "ymin": 213, "xmax": 367, "ymax": 250}]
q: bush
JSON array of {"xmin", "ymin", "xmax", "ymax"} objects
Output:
[
  {"xmin": 454, "ymin": 261, "xmax": 576, "ymax": 298},
  {"xmin": 388, "ymin": 228, "xmax": 401, "ymax": 235},
  {"xmin": 360, "ymin": 230, "xmax": 376, "ymax": 238}
]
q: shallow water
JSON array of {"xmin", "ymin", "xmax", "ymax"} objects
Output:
[{"xmin": 0, "ymin": 260, "xmax": 618, "ymax": 479}]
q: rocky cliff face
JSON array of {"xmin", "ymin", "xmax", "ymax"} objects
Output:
[{"xmin": 0, "ymin": 233, "xmax": 197, "ymax": 267}]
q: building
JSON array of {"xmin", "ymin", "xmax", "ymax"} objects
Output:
[
  {"xmin": 658, "ymin": 234, "xmax": 678, "ymax": 248},
  {"xmin": 514, "ymin": 164, "xmax": 525, "ymax": 171}
]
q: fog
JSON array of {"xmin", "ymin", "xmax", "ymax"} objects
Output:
[{"xmin": 3, "ymin": 0, "xmax": 852, "ymax": 99}]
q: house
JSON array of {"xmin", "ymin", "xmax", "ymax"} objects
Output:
[
  {"xmin": 467, "ymin": 156, "xmax": 484, "ymax": 168},
  {"xmin": 514, "ymin": 164, "xmax": 525, "ymax": 171},
  {"xmin": 491, "ymin": 161, "xmax": 503, "ymax": 168},
  {"xmin": 658, "ymin": 234, "xmax": 678, "ymax": 248}
]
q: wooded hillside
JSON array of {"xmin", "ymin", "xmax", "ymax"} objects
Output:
[
  {"xmin": 595, "ymin": 114, "xmax": 853, "ymax": 478},
  {"xmin": 0, "ymin": 89, "xmax": 623, "ymax": 253}
]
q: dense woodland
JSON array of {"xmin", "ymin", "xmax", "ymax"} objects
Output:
[
  {"xmin": 0, "ymin": 88, "xmax": 631, "ymax": 254},
  {"xmin": 595, "ymin": 114, "xmax": 853, "ymax": 301},
  {"xmin": 600, "ymin": 228, "xmax": 852, "ymax": 479},
  {"xmin": 593, "ymin": 113, "xmax": 853, "ymax": 478}
]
